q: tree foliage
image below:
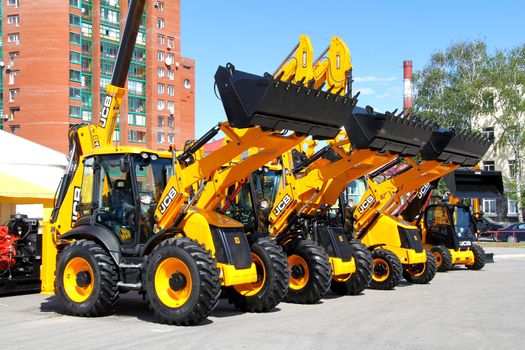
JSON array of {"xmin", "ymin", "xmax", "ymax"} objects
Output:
[
  {"xmin": 413, "ymin": 40, "xmax": 489, "ymax": 129},
  {"xmin": 413, "ymin": 40, "xmax": 525, "ymax": 220}
]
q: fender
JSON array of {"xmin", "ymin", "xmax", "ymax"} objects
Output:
[
  {"xmin": 60, "ymin": 224, "xmax": 122, "ymax": 266},
  {"xmin": 140, "ymin": 228, "xmax": 183, "ymax": 256}
]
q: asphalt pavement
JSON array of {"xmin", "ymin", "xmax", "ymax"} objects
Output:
[{"xmin": 1, "ymin": 247, "xmax": 524, "ymax": 350}]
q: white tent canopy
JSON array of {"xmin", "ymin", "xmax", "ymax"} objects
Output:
[{"xmin": 0, "ymin": 130, "xmax": 67, "ymax": 200}]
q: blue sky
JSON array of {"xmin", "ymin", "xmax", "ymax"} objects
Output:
[{"xmin": 181, "ymin": 0, "xmax": 525, "ymax": 137}]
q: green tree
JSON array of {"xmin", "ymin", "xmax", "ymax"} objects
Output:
[{"xmin": 413, "ymin": 40, "xmax": 489, "ymax": 129}]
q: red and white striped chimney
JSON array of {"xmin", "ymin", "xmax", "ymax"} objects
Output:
[{"xmin": 403, "ymin": 60, "xmax": 413, "ymax": 116}]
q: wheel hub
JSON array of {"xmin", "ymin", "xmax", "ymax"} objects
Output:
[
  {"xmin": 76, "ymin": 271, "xmax": 92, "ymax": 288},
  {"xmin": 374, "ymin": 264, "xmax": 388, "ymax": 277},
  {"xmin": 169, "ymin": 272, "xmax": 187, "ymax": 291},
  {"xmin": 291, "ymin": 264, "xmax": 306, "ymax": 279}
]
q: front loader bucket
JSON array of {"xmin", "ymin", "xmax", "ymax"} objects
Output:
[
  {"xmin": 214, "ymin": 64, "xmax": 355, "ymax": 139},
  {"xmin": 346, "ymin": 107, "xmax": 436, "ymax": 156},
  {"xmin": 443, "ymin": 169, "xmax": 504, "ymax": 199},
  {"xmin": 420, "ymin": 128, "xmax": 492, "ymax": 166}
]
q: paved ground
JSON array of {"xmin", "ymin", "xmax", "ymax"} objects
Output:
[{"xmin": 1, "ymin": 247, "xmax": 524, "ymax": 349}]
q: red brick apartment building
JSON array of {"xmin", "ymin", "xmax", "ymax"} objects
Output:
[{"xmin": 1, "ymin": 0, "xmax": 195, "ymax": 153}]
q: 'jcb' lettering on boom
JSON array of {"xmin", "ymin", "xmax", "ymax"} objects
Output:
[
  {"xmin": 358, "ymin": 195, "xmax": 375, "ymax": 214},
  {"xmin": 99, "ymin": 95, "xmax": 113, "ymax": 128},
  {"xmin": 273, "ymin": 194, "xmax": 292, "ymax": 217},
  {"xmin": 417, "ymin": 183, "xmax": 431, "ymax": 199},
  {"xmin": 71, "ymin": 187, "xmax": 81, "ymax": 222},
  {"xmin": 159, "ymin": 187, "xmax": 178, "ymax": 214}
]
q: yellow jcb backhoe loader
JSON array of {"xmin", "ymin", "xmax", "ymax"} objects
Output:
[
  {"xmin": 400, "ymin": 166, "xmax": 503, "ymax": 271},
  {"xmin": 349, "ymin": 127, "xmax": 494, "ymax": 288}
]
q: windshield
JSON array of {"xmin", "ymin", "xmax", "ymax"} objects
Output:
[{"xmin": 454, "ymin": 206, "xmax": 476, "ymax": 239}]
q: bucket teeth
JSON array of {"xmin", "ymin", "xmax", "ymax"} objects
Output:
[
  {"xmin": 346, "ymin": 107, "xmax": 436, "ymax": 156},
  {"xmin": 420, "ymin": 128, "xmax": 492, "ymax": 166},
  {"xmin": 214, "ymin": 64, "xmax": 354, "ymax": 140}
]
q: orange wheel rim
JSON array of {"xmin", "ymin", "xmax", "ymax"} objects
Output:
[
  {"xmin": 288, "ymin": 254, "xmax": 309, "ymax": 290},
  {"xmin": 406, "ymin": 263, "xmax": 426, "ymax": 277},
  {"xmin": 155, "ymin": 257, "xmax": 192, "ymax": 308},
  {"xmin": 372, "ymin": 258, "xmax": 390, "ymax": 283},
  {"xmin": 63, "ymin": 257, "xmax": 95, "ymax": 303},
  {"xmin": 233, "ymin": 253, "xmax": 266, "ymax": 296},
  {"xmin": 433, "ymin": 252, "xmax": 443, "ymax": 267}
]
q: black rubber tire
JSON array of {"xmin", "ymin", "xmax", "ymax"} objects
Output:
[
  {"xmin": 145, "ymin": 237, "xmax": 221, "ymax": 326},
  {"xmin": 330, "ymin": 239, "xmax": 373, "ymax": 295},
  {"xmin": 225, "ymin": 237, "xmax": 289, "ymax": 312},
  {"xmin": 55, "ymin": 239, "xmax": 119, "ymax": 316},
  {"xmin": 285, "ymin": 239, "xmax": 332, "ymax": 304},
  {"xmin": 403, "ymin": 250, "xmax": 437, "ymax": 284},
  {"xmin": 467, "ymin": 244, "xmax": 486, "ymax": 270},
  {"xmin": 506, "ymin": 234, "xmax": 518, "ymax": 243},
  {"xmin": 369, "ymin": 249, "xmax": 402, "ymax": 290},
  {"xmin": 431, "ymin": 245, "xmax": 453, "ymax": 272}
]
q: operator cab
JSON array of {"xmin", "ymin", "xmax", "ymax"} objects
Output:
[
  {"xmin": 76, "ymin": 152, "xmax": 172, "ymax": 253},
  {"xmin": 223, "ymin": 168, "xmax": 282, "ymax": 235},
  {"xmin": 424, "ymin": 204, "xmax": 476, "ymax": 250}
]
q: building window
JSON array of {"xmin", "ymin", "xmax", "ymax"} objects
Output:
[
  {"xmin": 128, "ymin": 80, "xmax": 145, "ymax": 96},
  {"xmin": 168, "ymin": 116, "xmax": 174, "ymax": 128},
  {"xmin": 136, "ymin": 31, "xmax": 146, "ymax": 46},
  {"xmin": 128, "ymin": 130, "xmax": 146, "ymax": 143},
  {"xmin": 482, "ymin": 127, "xmax": 494, "ymax": 141},
  {"xmin": 508, "ymin": 198, "xmax": 518, "ymax": 216},
  {"xmin": 9, "ymin": 107, "xmax": 20, "ymax": 121},
  {"xmin": 9, "ymin": 89, "xmax": 20, "ymax": 102},
  {"xmin": 100, "ymin": 8, "xmax": 119, "ymax": 25},
  {"xmin": 168, "ymin": 69, "xmax": 174, "ymax": 80},
  {"xmin": 81, "ymin": 110, "xmax": 92, "ymax": 122},
  {"xmin": 133, "ymin": 48, "xmax": 145, "ymax": 63},
  {"xmin": 101, "ymin": 0, "xmax": 119, "ymax": 7},
  {"xmin": 82, "ymin": 22, "xmax": 92, "ymax": 37},
  {"xmin": 157, "ymin": 34, "xmax": 165, "ymax": 45},
  {"xmin": 7, "ymin": 33, "xmax": 20, "ymax": 44},
  {"xmin": 157, "ymin": 116, "xmax": 165, "ymax": 127},
  {"xmin": 508, "ymin": 160, "xmax": 517, "ymax": 178},
  {"xmin": 113, "ymin": 131, "xmax": 120, "ymax": 142},
  {"xmin": 167, "ymin": 101, "xmax": 175, "ymax": 114},
  {"xmin": 482, "ymin": 199, "xmax": 497, "ymax": 216},
  {"xmin": 9, "ymin": 52, "xmax": 20, "ymax": 65},
  {"xmin": 482, "ymin": 161, "xmax": 495, "ymax": 171},
  {"xmin": 70, "ymin": 69, "xmax": 81, "ymax": 82},
  {"xmin": 157, "ymin": 18, "xmax": 165, "ymax": 29},
  {"xmin": 70, "ymin": 14, "xmax": 81, "ymax": 26},
  {"xmin": 157, "ymin": 50, "xmax": 165, "ymax": 61},
  {"xmin": 157, "ymin": 100, "xmax": 165, "ymax": 111},
  {"xmin": 167, "ymin": 85, "xmax": 174, "ymax": 96},
  {"xmin": 155, "ymin": 1, "xmax": 165, "ymax": 12},
  {"xmin": 168, "ymin": 133, "xmax": 174, "ymax": 144},
  {"xmin": 7, "ymin": 0, "xmax": 19, "ymax": 7},
  {"xmin": 70, "ymin": 87, "xmax": 81, "ymax": 99},
  {"xmin": 128, "ymin": 114, "xmax": 146, "ymax": 126},
  {"xmin": 101, "ymin": 60, "xmax": 115, "ymax": 76},
  {"xmin": 128, "ymin": 96, "xmax": 145, "ymax": 113},
  {"xmin": 157, "ymin": 83, "xmax": 165, "ymax": 94},
  {"xmin": 7, "ymin": 15, "xmax": 20, "ymax": 25},
  {"xmin": 183, "ymin": 79, "xmax": 192, "ymax": 89},
  {"xmin": 70, "ymin": 32, "xmax": 81, "ymax": 45},
  {"xmin": 70, "ymin": 51, "xmax": 81, "ymax": 64},
  {"xmin": 8, "ymin": 70, "xmax": 19, "ymax": 85},
  {"xmin": 69, "ymin": 106, "xmax": 81, "ymax": 118},
  {"xmin": 157, "ymin": 132, "xmax": 165, "ymax": 143},
  {"xmin": 167, "ymin": 36, "xmax": 174, "ymax": 48},
  {"xmin": 70, "ymin": 0, "xmax": 80, "ymax": 7},
  {"xmin": 100, "ymin": 26, "xmax": 120, "ymax": 41},
  {"xmin": 100, "ymin": 77, "xmax": 111, "ymax": 88},
  {"xmin": 157, "ymin": 67, "xmax": 165, "ymax": 78}
]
